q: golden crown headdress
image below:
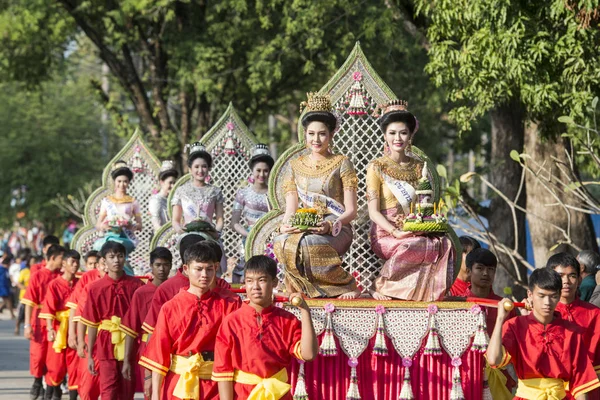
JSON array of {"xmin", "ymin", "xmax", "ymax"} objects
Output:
[
  {"xmin": 251, "ymin": 143, "xmax": 271, "ymax": 158},
  {"xmin": 373, "ymin": 99, "xmax": 409, "ymax": 118},
  {"xmin": 299, "ymin": 92, "xmax": 333, "ymax": 114},
  {"xmin": 159, "ymin": 160, "xmax": 176, "ymax": 173},
  {"xmin": 185, "ymin": 141, "xmax": 206, "ymax": 155},
  {"xmin": 111, "ymin": 160, "xmax": 129, "ymax": 172}
]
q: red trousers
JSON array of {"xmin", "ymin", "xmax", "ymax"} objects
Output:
[
  {"xmin": 97, "ymin": 359, "xmax": 134, "ymax": 400},
  {"xmin": 29, "ymin": 323, "xmax": 48, "ymax": 378},
  {"xmin": 134, "ymin": 340, "xmax": 148, "ymax": 394},
  {"xmin": 78, "ymin": 356, "xmax": 100, "ymax": 400},
  {"xmin": 44, "ymin": 344, "xmax": 77, "ymax": 386}
]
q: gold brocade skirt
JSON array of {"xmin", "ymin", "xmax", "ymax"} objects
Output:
[{"xmin": 273, "ymin": 217, "xmax": 357, "ymax": 298}]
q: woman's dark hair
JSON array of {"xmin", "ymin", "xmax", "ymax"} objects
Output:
[
  {"xmin": 111, "ymin": 163, "xmax": 133, "ymax": 181},
  {"xmin": 301, "ymin": 111, "xmax": 337, "ymax": 133},
  {"xmin": 546, "ymin": 252, "xmax": 580, "ymax": 278},
  {"xmin": 459, "ymin": 236, "xmax": 481, "ymax": 254},
  {"xmin": 528, "ymin": 268, "xmax": 562, "ymax": 292},
  {"xmin": 184, "ymin": 242, "xmax": 220, "ymax": 265},
  {"xmin": 379, "ymin": 110, "xmax": 417, "ymax": 134},
  {"xmin": 466, "ymin": 248, "xmax": 497, "ymax": 270},
  {"xmin": 150, "ymin": 247, "xmax": 173, "ymax": 265},
  {"xmin": 249, "ymin": 155, "xmax": 275, "ymax": 171},
  {"xmin": 245, "ymin": 255, "xmax": 277, "ymax": 280},
  {"xmin": 187, "ymin": 151, "xmax": 213, "ymax": 169},
  {"xmin": 100, "ymin": 241, "xmax": 126, "ymax": 258},
  {"xmin": 159, "ymin": 169, "xmax": 179, "ymax": 182}
]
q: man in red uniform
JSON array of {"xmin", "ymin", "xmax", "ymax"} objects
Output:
[
  {"xmin": 30, "ymin": 235, "xmax": 60, "ymax": 276},
  {"xmin": 21, "ymin": 244, "xmax": 65, "ymax": 400},
  {"xmin": 80, "ymin": 241, "xmax": 143, "ymax": 400},
  {"xmin": 448, "ymin": 236, "xmax": 480, "ymax": 296},
  {"xmin": 487, "ymin": 268, "xmax": 600, "ymax": 399},
  {"xmin": 212, "ymin": 256, "xmax": 318, "ymax": 400},
  {"xmin": 546, "ymin": 252, "xmax": 600, "ymax": 399},
  {"xmin": 141, "ymin": 235, "xmax": 233, "ymax": 335},
  {"xmin": 67, "ymin": 255, "xmax": 106, "ymax": 400},
  {"xmin": 39, "ymin": 250, "xmax": 80, "ymax": 400},
  {"xmin": 120, "ymin": 247, "xmax": 173, "ymax": 399},
  {"xmin": 140, "ymin": 242, "xmax": 240, "ymax": 400}
]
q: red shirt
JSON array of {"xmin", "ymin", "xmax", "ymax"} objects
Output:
[
  {"xmin": 39, "ymin": 276, "xmax": 79, "ymax": 335},
  {"xmin": 556, "ymin": 299, "xmax": 600, "ymax": 372},
  {"xmin": 212, "ymin": 302, "xmax": 303, "ymax": 400},
  {"xmin": 142, "ymin": 270, "xmax": 189, "ymax": 334},
  {"xmin": 66, "ymin": 269, "xmax": 101, "ymax": 311},
  {"xmin": 80, "ymin": 274, "xmax": 143, "ymax": 361},
  {"xmin": 21, "ymin": 268, "xmax": 59, "ymax": 327},
  {"xmin": 140, "ymin": 290, "xmax": 240, "ymax": 400},
  {"xmin": 120, "ymin": 283, "xmax": 158, "ymax": 339},
  {"xmin": 495, "ymin": 313, "xmax": 600, "ymax": 399},
  {"xmin": 449, "ymin": 277, "xmax": 470, "ymax": 297}
]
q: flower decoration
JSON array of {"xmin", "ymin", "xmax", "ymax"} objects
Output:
[
  {"xmin": 324, "ymin": 303, "xmax": 335, "ymax": 313},
  {"xmin": 470, "ymin": 305, "xmax": 482, "ymax": 315},
  {"xmin": 352, "ymin": 71, "xmax": 362, "ymax": 81},
  {"xmin": 376, "ymin": 305, "xmax": 386, "ymax": 315},
  {"xmin": 427, "ymin": 304, "xmax": 438, "ymax": 314},
  {"xmin": 402, "ymin": 357, "xmax": 413, "ymax": 368},
  {"xmin": 451, "ymin": 357, "xmax": 462, "ymax": 367},
  {"xmin": 348, "ymin": 358, "xmax": 359, "ymax": 368},
  {"xmin": 226, "ymin": 122, "xmax": 235, "ymax": 130}
]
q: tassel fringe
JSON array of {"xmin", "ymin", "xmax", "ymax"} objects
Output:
[
  {"xmin": 450, "ymin": 366, "xmax": 465, "ymax": 400},
  {"xmin": 346, "ymin": 365, "xmax": 361, "ymax": 400},
  {"xmin": 424, "ymin": 315, "xmax": 442, "ymax": 356},
  {"xmin": 471, "ymin": 311, "xmax": 489, "ymax": 353},
  {"xmin": 319, "ymin": 311, "xmax": 338, "ymax": 356},
  {"xmin": 373, "ymin": 313, "xmax": 388, "ymax": 356},
  {"xmin": 293, "ymin": 361, "xmax": 309, "ymax": 400},
  {"xmin": 398, "ymin": 365, "xmax": 414, "ymax": 400}
]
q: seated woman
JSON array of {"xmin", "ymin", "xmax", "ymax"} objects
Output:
[
  {"xmin": 171, "ymin": 142, "xmax": 226, "ymax": 273},
  {"xmin": 367, "ymin": 100, "xmax": 455, "ymax": 301},
  {"xmin": 229, "ymin": 144, "xmax": 273, "ymax": 282},
  {"xmin": 94, "ymin": 161, "xmax": 143, "ymax": 258},
  {"xmin": 274, "ymin": 93, "xmax": 360, "ymax": 299},
  {"xmin": 148, "ymin": 160, "xmax": 179, "ymax": 231}
]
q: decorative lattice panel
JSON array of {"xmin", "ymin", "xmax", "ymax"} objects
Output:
[
  {"xmin": 71, "ymin": 130, "xmax": 161, "ymax": 275},
  {"xmin": 152, "ymin": 103, "xmax": 258, "ymax": 269},
  {"xmin": 248, "ymin": 42, "xmax": 454, "ymax": 293}
]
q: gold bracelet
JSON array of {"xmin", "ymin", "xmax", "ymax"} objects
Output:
[{"xmin": 324, "ymin": 220, "xmax": 333, "ymax": 233}]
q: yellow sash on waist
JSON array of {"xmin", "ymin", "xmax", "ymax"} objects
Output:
[
  {"xmin": 52, "ymin": 310, "xmax": 71, "ymax": 353},
  {"xmin": 233, "ymin": 368, "xmax": 290, "ymax": 400},
  {"xmin": 170, "ymin": 354, "xmax": 214, "ymax": 400},
  {"xmin": 141, "ymin": 333, "xmax": 149, "ymax": 343},
  {"xmin": 515, "ymin": 378, "xmax": 567, "ymax": 400},
  {"xmin": 99, "ymin": 316, "xmax": 125, "ymax": 361}
]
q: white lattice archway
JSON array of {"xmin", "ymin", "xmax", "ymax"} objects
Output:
[
  {"xmin": 247, "ymin": 42, "xmax": 459, "ymax": 293},
  {"xmin": 71, "ymin": 130, "xmax": 161, "ymax": 275},
  {"xmin": 151, "ymin": 103, "xmax": 258, "ymax": 269}
]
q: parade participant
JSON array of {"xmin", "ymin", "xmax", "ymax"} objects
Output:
[
  {"xmin": 213, "ymin": 255, "xmax": 317, "ymax": 399},
  {"xmin": 448, "ymin": 236, "xmax": 481, "ymax": 296},
  {"xmin": 140, "ymin": 242, "xmax": 240, "ymax": 400},
  {"xmin": 30, "ymin": 235, "xmax": 60, "ymax": 275},
  {"xmin": 0, "ymin": 255, "xmax": 14, "ymax": 319},
  {"xmin": 487, "ymin": 268, "xmax": 600, "ymax": 400},
  {"xmin": 366, "ymin": 99, "xmax": 455, "ymax": 301},
  {"xmin": 142, "ymin": 235, "xmax": 233, "ymax": 335},
  {"xmin": 21, "ymin": 244, "xmax": 65, "ymax": 400},
  {"xmin": 39, "ymin": 250, "xmax": 80, "ymax": 400},
  {"xmin": 15, "ymin": 253, "xmax": 32, "ymax": 335},
  {"xmin": 80, "ymin": 242, "xmax": 143, "ymax": 400},
  {"xmin": 230, "ymin": 144, "xmax": 273, "ymax": 282},
  {"xmin": 149, "ymin": 160, "xmax": 179, "ymax": 231},
  {"xmin": 578, "ymin": 250, "xmax": 600, "ymax": 302},
  {"xmin": 93, "ymin": 161, "xmax": 142, "ymax": 257},
  {"xmin": 120, "ymin": 247, "xmax": 173, "ymax": 399},
  {"xmin": 274, "ymin": 93, "xmax": 359, "ymax": 299},
  {"xmin": 545, "ymin": 252, "xmax": 600, "ymax": 399},
  {"xmin": 83, "ymin": 250, "xmax": 100, "ymax": 271}
]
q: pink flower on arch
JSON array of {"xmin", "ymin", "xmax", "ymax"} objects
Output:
[
  {"xmin": 226, "ymin": 122, "xmax": 235, "ymax": 131},
  {"xmin": 352, "ymin": 71, "xmax": 363, "ymax": 81},
  {"xmin": 324, "ymin": 303, "xmax": 335, "ymax": 313}
]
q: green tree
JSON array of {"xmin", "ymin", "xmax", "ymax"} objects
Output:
[{"xmin": 415, "ymin": 0, "xmax": 600, "ymax": 290}]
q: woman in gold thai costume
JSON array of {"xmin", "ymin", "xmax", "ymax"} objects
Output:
[
  {"xmin": 367, "ymin": 100, "xmax": 455, "ymax": 301},
  {"xmin": 273, "ymin": 93, "xmax": 360, "ymax": 299}
]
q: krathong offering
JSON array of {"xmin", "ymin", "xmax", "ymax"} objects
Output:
[
  {"xmin": 403, "ymin": 164, "xmax": 448, "ymax": 233},
  {"xmin": 290, "ymin": 208, "xmax": 322, "ymax": 231}
]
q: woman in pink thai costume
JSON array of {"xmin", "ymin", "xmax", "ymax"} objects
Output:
[
  {"xmin": 367, "ymin": 100, "xmax": 454, "ymax": 301},
  {"xmin": 94, "ymin": 161, "xmax": 143, "ymax": 257},
  {"xmin": 230, "ymin": 144, "xmax": 273, "ymax": 282},
  {"xmin": 273, "ymin": 93, "xmax": 360, "ymax": 299},
  {"xmin": 171, "ymin": 142, "xmax": 226, "ymax": 271},
  {"xmin": 148, "ymin": 160, "xmax": 179, "ymax": 231}
]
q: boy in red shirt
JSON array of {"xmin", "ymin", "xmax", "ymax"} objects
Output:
[
  {"xmin": 212, "ymin": 255, "xmax": 318, "ymax": 400},
  {"xmin": 140, "ymin": 242, "xmax": 240, "ymax": 400},
  {"xmin": 120, "ymin": 247, "xmax": 173, "ymax": 399},
  {"xmin": 487, "ymin": 268, "xmax": 600, "ymax": 399},
  {"xmin": 80, "ymin": 241, "xmax": 143, "ymax": 400},
  {"xmin": 39, "ymin": 250, "xmax": 80, "ymax": 400},
  {"xmin": 21, "ymin": 244, "xmax": 65, "ymax": 400},
  {"xmin": 448, "ymin": 236, "xmax": 480, "ymax": 296}
]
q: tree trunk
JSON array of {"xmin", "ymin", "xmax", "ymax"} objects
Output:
[
  {"xmin": 489, "ymin": 101, "xmax": 528, "ymax": 298},
  {"xmin": 524, "ymin": 123, "xmax": 599, "ymax": 264}
]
